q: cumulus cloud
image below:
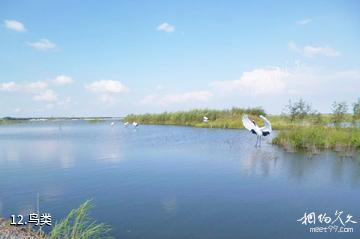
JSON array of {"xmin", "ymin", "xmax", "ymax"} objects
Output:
[
  {"xmin": 157, "ymin": 22, "xmax": 175, "ymax": 33},
  {"xmin": 86, "ymin": 80, "xmax": 129, "ymax": 93},
  {"xmin": 288, "ymin": 42, "xmax": 340, "ymax": 57},
  {"xmin": 0, "ymin": 82, "xmax": 18, "ymax": 91},
  {"xmin": 0, "ymin": 81, "xmax": 48, "ymax": 93},
  {"xmin": 211, "ymin": 67, "xmax": 289, "ymax": 95},
  {"xmin": 25, "ymin": 81, "xmax": 48, "ymax": 92},
  {"xmin": 141, "ymin": 90, "xmax": 213, "ymax": 106},
  {"xmin": 296, "ymin": 18, "xmax": 312, "ymax": 25},
  {"xmin": 4, "ymin": 19, "xmax": 26, "ymax": 32},
  {"xmin": 33, "ymin": 89, "xmax": 58, "ymax": 102},
  {"xmin": 86, "ymin": 80, "xmax": 129, "ymax": 105},
  {"xmin": 0, "ymin": 80, "xmax": 60, "ymax": 103},
  {"xmin": 53, "ymin": 75, "xmax": 73, "ymax": 85},
  {"xmin": 28, "ymin": 39, "xmax": 57, "ymax": 51}
]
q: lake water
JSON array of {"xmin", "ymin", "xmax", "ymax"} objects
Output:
[{"xmin": 0, "ymin": 121, "xmax": 359, "ymax": 239}]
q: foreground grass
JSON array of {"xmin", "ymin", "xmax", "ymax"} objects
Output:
[
  {"xmin": 0, "ymin": 201, "xmax": 111, "ymax": 239},
  {"xmin": 49, "ymin": 200, "xmax": 112, "ymax": 239},
  {"xmin": 272, "ymin": 126, "xmax": 360, "ymax": 154}
]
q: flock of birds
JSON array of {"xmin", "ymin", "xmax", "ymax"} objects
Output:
[
  {"xmin": 111, "ymin": 121, "xmax": 138, "ymax": 127},
  {"xmin": 110, "ymin": 114, "xmax": 272, "ymax": 148}
]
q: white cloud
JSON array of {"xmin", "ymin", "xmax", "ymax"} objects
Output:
[
  {"xmin": 53, "ymin": 75, "xmax": 73, "ymax": 85},
  {"xmin": 28, "ymin": 39, "xmax": 57, "ymax": 51},
  {"xmin": 211, "ymin": 67, "xmax": 289, "ymax": 95},
  {"xmin": 0, "ymin": 82, "xmax": 18, "ymax": 91},
  {"xmin": 141, "ymin": 90, "xmax": 213, "ymax": 105},
  {"xmin": 86, "ymin": 80, "xmax": 129, "ymax": 93},
  {"xmin": 157, "ymin": 22, "xmax": 175, "ymax": 33},
  {"xmin": 0, "ymin": 80, "xmax": 60, "ymax": 103},
  {"xmin": 296, "ymin": 18, "xmax": 312, "ymax": 25},
  {"xmin": 4, "ymin": 20, "xmax": 26, "ymax": 32},
  {"xmin": 0, "ymin": 81, "xmax": 48, "ymax": 93},
  {"xmin": 288, "ymin": 42, "xmax": 340, "ymax": 57},
  {"xmin": 25, "ymin": 81, "xmax": 48, "ymax": 92},
  {"xmin": 33, "ymin": 89, "xmax": 58, "ymax": 102}
]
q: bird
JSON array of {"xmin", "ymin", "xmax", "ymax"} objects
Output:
[
  {"xmin": 242, "ymin": 114, "xmax": 272, "ymax": 147},
  {"xmin": 132, "ymin": 122, "xmax": 138, "ymax": 127},
  {"xmin": 124, "ymin": 122, "xmax": 129, "ymax": 126},
  {"xmin": 110, "ymin": 122, "xmax": 115, "ymax": 127},
  {"xmin": 203, "ymin": 116, "xmax": 209, "ymax": 123}
]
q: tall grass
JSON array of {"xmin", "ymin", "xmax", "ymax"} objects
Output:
[
  {"xmin": 124, "ymin": 107, "xmax": 266, "ymax": 128},
  {"xmin": 124, "ymin": 108, "xmax": 355, "ymax": 130},
  {"xmin": 272, "ymin": 126, "xmax": 360, "ymax": 153},
  {"xmin": 49, "ymin": 200, "xmax": 112, "ymax": 239}
]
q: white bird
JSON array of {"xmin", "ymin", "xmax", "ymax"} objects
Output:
[
  {"xmin": 124, "ymin": 122, "xmax": 129, "ymax": 126},
  {"xmin": 242, "ymin": 114, "xmax": 272, "ymax": 147},
  {"xmin": 110, "ymin": 122, "xmax": 115, "ymax": 127},
  {"xmin": 203, "ymin": 116, "xmax": 209, "ymax": 123},
  {"xmin": 132, "ymin": 122, "xmax": 138, "ymax": 127}
]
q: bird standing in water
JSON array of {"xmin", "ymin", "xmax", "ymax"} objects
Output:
[{"xmin": 242, "ymin": 114, "xmax": 272, "ymax": 147}]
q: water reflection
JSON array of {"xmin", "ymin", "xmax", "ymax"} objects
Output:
[{"xmin": 162, "ymin": 197, "xmax": 178, "ymax": 213}]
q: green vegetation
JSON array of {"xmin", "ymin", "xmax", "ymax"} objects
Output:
[
  {"xmin": 0, "ymin": 117, "xmax": 27, "ymax": 125},
  {"xmin": 353, "ymin": 98, "xmax": 360, "ymax": 121},
  {"xmin": 283, "ymin": 99, "xmax": 316, "ymax": 122},
  {"xmin": 272, "ymin": 126, "xmax": 360, "ymax": 154},
  {"xmin": 49, "ymin": 200, "xmax": 112, "ymax": 239},
  {"xmin": 0, "ymin": 201, "xmax": 112, "ymax": 239},
  {"xmin": 331, "ymin": 101, "xmax": 348, "ymax": 125},
  {"xmin": 124, "ymin": 106, "xmax": 353, "ymax": 130},
  {"xmin": 124, "ymin": 99, "xmax": 360, "ymax": 153},
  {"xmin": 87, "ymin": 118, "xmax": 105, "ymax": 124},
  {"xmin": 125, "ymin": 107, "xmax": 268, "ymax": 129}
]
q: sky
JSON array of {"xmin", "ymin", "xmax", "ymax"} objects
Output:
[{"xmin": 0, "ymin": 0, "xmax": 359, "ymax": 117}]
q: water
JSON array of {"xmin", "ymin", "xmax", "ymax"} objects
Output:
[{"xmin": 0, "ymin": 121, "xmax": 360, "ymax": 238}]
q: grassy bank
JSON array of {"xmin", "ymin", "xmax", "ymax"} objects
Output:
[
  {"xmin": 272, "ymin": 126, "xmax": 360, "ymax": 154},
  {"xmin": 124, "ymin": 107, "xmax": 360, "ymax": 153},
  {"xmin": 0, "ymin": 201, "xmax": 112, "ymax": 239},
  {"xmin": 124, "ymin": 107, "xmax": 266, "ymax": 129},
  {"xmin": 124, "ymin": 108, "xmax": 355, "ymax": 130}
]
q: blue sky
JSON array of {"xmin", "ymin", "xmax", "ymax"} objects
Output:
[{"xmin": 1, "ymin": 0, "xmax": 359, "ymax": 117}]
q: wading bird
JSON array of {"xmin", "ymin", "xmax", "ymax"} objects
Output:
[
  {"xmin": 110, "ymin": 122, "xmax": 115, "ymax": 127},
  {"xmin": 124, "ymin": 122, "xmax": 129, "ymax": 126},
  {"xmin": 203, "ymin": 116, "xmax": 209, "ymax": 123},
  {"xmin": 242, "ymin": 114, "xmax": 272, "ymax": 147},
  {"xmin": 132, "ymin": 122, "xmax": 138, "ymax": 127}
]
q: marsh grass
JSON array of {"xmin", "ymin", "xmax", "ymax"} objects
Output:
[
  {"xmin": 49, "ymin": 200, "xmax": 112, "ymax": 239},
  {"xmin": 125, "ymin": 107, "xmax": 266, "ymax": 129},
  {"xmin": 272, "ymin": 126, "xmax": 360, "ymax": 155},
  {"xmin": 123, "ymin": 108, "xmax": 356, "ymax": 130}
]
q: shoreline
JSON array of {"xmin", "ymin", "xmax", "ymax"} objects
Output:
[{"xmin": 0, "ymin": 218, "xmax": 43, "ymax": 239}]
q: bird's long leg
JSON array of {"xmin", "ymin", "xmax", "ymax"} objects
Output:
[
  {"xmin": 259, "ymin": 136, "xmax": 262, "ymax": 148},
  {"xmin": 255, "ymin": 135, "xmax": 259, "ymax": 148}
]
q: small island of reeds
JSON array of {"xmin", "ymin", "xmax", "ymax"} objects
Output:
[{"xmin": 124, "ymin": 99, "xmax": 360, "ymax": 154}]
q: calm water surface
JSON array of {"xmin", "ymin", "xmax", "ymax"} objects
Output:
[{"xmin": 0, "ymin": 121, "xmax": 360, "ymax": 239}]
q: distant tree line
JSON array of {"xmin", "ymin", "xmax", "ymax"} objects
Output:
[{"xmin": 283, "ymin": 98, "xmax": 360, "ymax": 125}]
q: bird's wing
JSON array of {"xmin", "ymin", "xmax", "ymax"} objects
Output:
[
  {"xmin": 242, "ymin": 114, "xmax": 256, "ymax": 132},
  {"xmin": 259, "ymin": 115, "xmax": 272, "ymax": 132}
]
